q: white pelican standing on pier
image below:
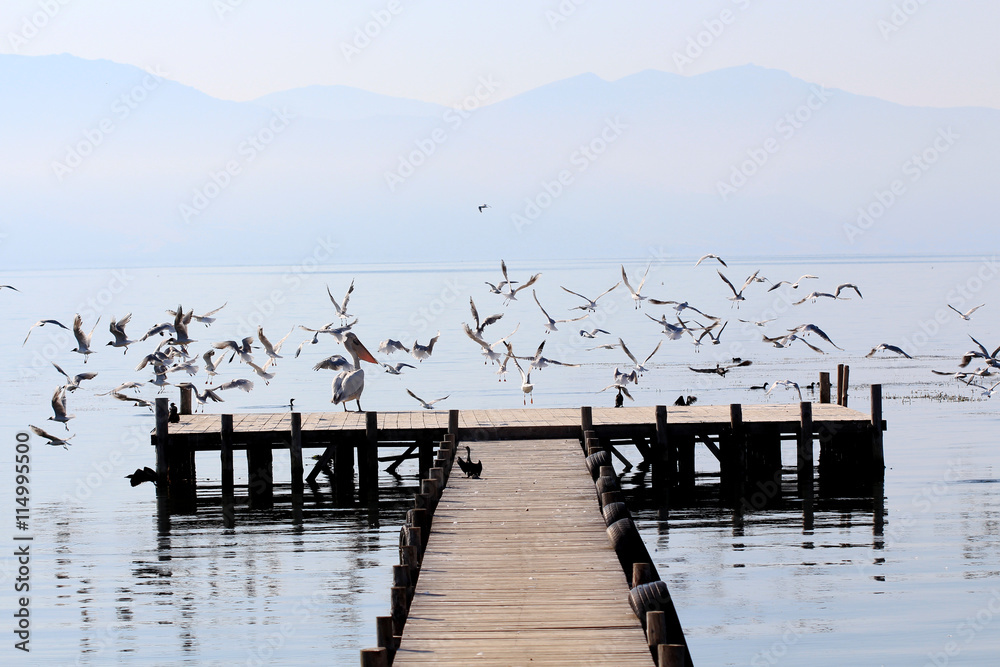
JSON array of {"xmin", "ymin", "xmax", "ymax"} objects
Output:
[{"xmin": 332, "ymin": 332, "xmax": 378, "ymax": 412}]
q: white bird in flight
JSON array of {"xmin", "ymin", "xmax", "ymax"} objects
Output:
[
  {"xmin": 560, "ymin": 281, "xmax": 621, "ymax": 312},
  {"xmin": 621, "ymin": 263, "xmax": 650, "ymax": 308},
  {"xmin": 30, "ymin": 424, "xmax": 74, "ymax": 449},
  {"xmin": 695, "ymin": 254, "xmax": 727, "ymax": 267},
  {"xmin": 532, "ymin": 289, "xmax": 588, "ymax": 333},
  {"xmin": 948, "ymin": 303, "xmax": 985, "ymax": 321},
  {"xmin": 406, "ymin": 388, "xmax": 450, "ymax": 410},
  {"xmin": 48, "ymin": 386, "xmax": 75, "ymax": 430},
  {"xmin": 71, "ymin": 313, "xmax": 100, "ymax": 363}
]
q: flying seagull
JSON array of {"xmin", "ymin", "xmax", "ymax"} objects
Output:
[
  {"xmin": 406, "ymin": 388, "xmax": 450, "ymax": 410},
  {"xmin": 948, "ymin": 303, "xmax": 985, "ymax": 321}
]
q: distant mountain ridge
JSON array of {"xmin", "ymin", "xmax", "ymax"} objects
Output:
[{"xmin": 1, "ymin": 53, "xmax": 997, "ymax": 269}]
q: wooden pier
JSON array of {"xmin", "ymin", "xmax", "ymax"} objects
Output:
[
  {"xmin": 391, "ymin": 438, "xmax": 657, "ymax": 666},
  {"xmin": 152, "ymin": 384, "xmax": 886, "ymax": 514}
]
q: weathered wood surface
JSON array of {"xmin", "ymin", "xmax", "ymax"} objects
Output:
[
  {"xmin": 392, "ymin": 438, "xmax": 655, "ymax": 666},
  {"xmin": 165, "ymin": 404, "xmax": 876, "ymax": 436}
]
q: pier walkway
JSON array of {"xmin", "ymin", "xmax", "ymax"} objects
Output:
[{"xmin": 392, "ymin": 438, "xmax": 655, "ymax": 666}]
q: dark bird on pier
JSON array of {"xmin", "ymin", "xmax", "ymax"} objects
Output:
[
  {"xmin": 125, "ymin": 467, "xmax": 158, "ymax": 487},
  {"xmin": 168, "ymin": 402, "xmax": 180, "ymax": 423},
  {"xmin": 463, "ymin": 446, "xmax": 482, "ymax": 478},
  {"xmin": 674, "ymin": 395, "xmax": 697, "ymax": 406}
]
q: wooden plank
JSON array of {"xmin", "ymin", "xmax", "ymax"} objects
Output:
[{"xmin": 393, "ymin": 438, "xmax": 654, "ymax": 667}]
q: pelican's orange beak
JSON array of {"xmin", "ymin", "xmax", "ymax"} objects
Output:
[{"xmin": 356, "ymin": 341, "xmax": 377, "ymax": 364}]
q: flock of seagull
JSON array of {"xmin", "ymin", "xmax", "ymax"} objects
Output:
[{"xmin": 9, "ymin": 255, "xmax": 998, "ymax": 453}]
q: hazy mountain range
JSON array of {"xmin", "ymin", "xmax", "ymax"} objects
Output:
[{"xmin": 2, "ymin": 53, "xmax": 998, "ymax": 270}]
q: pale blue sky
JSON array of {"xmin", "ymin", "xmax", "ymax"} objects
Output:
[{"xmin": 3, "ymin": 0, "xmax": 998, "ymax": 109}]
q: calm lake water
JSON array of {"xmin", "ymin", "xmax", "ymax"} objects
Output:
[{"xmin": 1, "ymin": 256, "xmax": 998, "ymax": 665}]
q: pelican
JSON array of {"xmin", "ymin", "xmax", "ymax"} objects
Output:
[
  {"xmin": 561, "ymin": 281, "xmax": 620, "ymax": 312},
  {"xmin": 70, "ymin": 313, "xmax": 100, "ymax": 363},
  {"xmin": 621, "ymin": 263, "xmax": 650, "ymax": 308},
  {"xmin": 470, "ymin": 296, "xmax": 503, "ymax": 337},
  {"xmin": 106, "ymin": 314, "xmax": 135, "ymax": 353},
  {"xmin": 767, "ymin": 379, "xmax": 803, "ymax": 401},
  {"xmin": 378, "ymin": 339, "xmax": 410, "ymax": 355},
  {"xmin": 948, "ymin": 303, "xmax": 985, "ymax": 321},
  {"xmin": 695, "ymin": 253, "xmax": 727, "ymax": 267},
  {"xmin": 48, "ymin": 386, "xmax": 74, "ymax": 430},
  {"xmin": 381, "ymin": 361, "xmax": 415, "ymax": 375},
  {"xmin": 406, "ymin": 388, "xmax": 450, "ymax": 410},
  {"xmin": 717, "ymin": 270, "xmax": 755, "ymax": 308},
  {"xmin": 51, "ymin": 362, "xmax": 97, "ymax": 391},
  {"xmin": 463, "ymin": 323, "xmax": 519, "ymax": 364},
  {"xmin": 258, "ymin": 325, "xmax": 294, "ymax": 365},
  {"xmin": 767, "ymin": 275, "xmax": 818, "ymax": 291},
  {"xmin": 332, "ymin": 332, "xmax": 377, "ymax": 412},
  {"xmin": 327, "ymin": 280, "xmax": 354, "ymax": 321},
  {"xmin": 29, "ymin": 424, "xmax": 74, "ymax": 448},
  {"xmin": 411, "ymin": 332, "xmax": 440, "ymax": 362},
  {"xmin": 866, "ymin": 343, "xmax": 912, "ymax": 359},
  {"xmin": 23, "ymin": 318, "xmax": 70, "ymax": 346},
  {"xmin": 533, "ymin": 289, "xmax": 588, "ymax": 333}
]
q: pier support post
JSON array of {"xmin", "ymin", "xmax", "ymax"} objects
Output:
[
  {"xmin": 653, "ymin": 405, "xmax": 671, "ymax": 518},
  {"xmin": 290, "ymin": 412, "xmax": 303, "ymax": 501},
  {"xmin": 658, "ymin": 643, "xmax": 686, "ymax": 667},
  {"xmin": 797, "ymin": 402, "xmax": 814, "ymax": 502},
  {"xmin": 246, "ymin": 442, "xmax": 273, "ymax": 510},
  {"xmin": 179, "ymin": 385, "xmax": 192, "ymax": 416},
  {"xmin": 819, "ymin": 372, "xmax": 831, "ymax": 404},
  {"xmin": 871, "ymin": 384, "xmax": 884, "ymax": 472},
  {"xmin": 375, "ymin": 616, "xmax": 396, "ymax": 662},
  {"xmin": 334, "ymin": 436, "xmax": 355, "ymax": 506},
  {"xmin": 156, "ymin": 396, "xmax": 197, "ymax": 513},
  {"xmin": 581, "ymin": 405, "xmax": 593, "ymax": 453},
  {"xmin": 360, "ymin": 646, "xmax": 389, "ymax": 667},
  {"xmin": 724, "ymin": 404, "xmax": 746, "ymax": 506},
  {"xmin": 362, "ymin": 412, "xmax": 379, "ymax": 504},
  {"xmin": 417, "ymin": 433, "xmax": 434, "ymax": 480},
  {"xmin": 448, "ymin": 409, "xmax": 459, "ymax": 444},
  {"xmin": 220, "ymin": 414, "xmax": 235, "ymax": 526}
]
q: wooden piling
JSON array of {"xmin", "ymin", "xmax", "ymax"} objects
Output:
[
  {"xmin": 871, "ymin": 383, "xmax": 884, "ymax": 470},
  {"xmin": 842, "ymin": 364, "xmax": 850, "ymax": 408},
  {"xmin": 819, "ymin": 372, "xmax": 831, "ymax": 404},
  {"xmin": 447, "ymin": 409, "xmax": 459, "ymax": 442},
  {"xmin": 653, "ymin": 405, "xmax": 671, "ymax": 517},
  {"xmin": 581, "ymin": 405, "xmax": 593, "ymax": 452},
  {"xmin": 179, "ymin": 385, "xmax": 192, "ymax": 416},
  {"xmin": 376, "ymin": 615, "xmax": 396, "ymax": 661},
  {"xmin": 220, "ymin": 414, "xmax": 234, "ymax": 525},
  {"xmin": 632, "ymin": 562, "xmax": 655, "ymax": 588},
  {"xmin": 154, "ymin": 397, "xmax": 169, "ymax": 493},
  {"xmin": 725, "ymin": 404, "xmax": 746, "ymax": 505},
  {"xmin": 646, "ymin": 610, "xmax": 667, "ymax": 657},
  {"xmin": 289, "ymin": 412, "xmax": 303, "ymax": 499},
  {"xmin": 334, "ymin": 437, "xmax": 355, "ymax": 506},
  {"xmin": 797, "ymin": 402, "xmax": 814, "ymax": 501},
  {"xmin": 836, "ymin": 364, "xmax": 844, "ymax": 405},
  {"xmin": 246, "ymin": 443, "xmax": 274, "ymax": 510},
  {"xmin": 658, "ymin": 643, "xmax": 686, "ymax": 667},
  {"xmin": 360, "ymin": 647, "xmax": 389, "ymax": 667},
  {"xmin": 417, "ymin": 434, "xmax": 434, "ymax": 480},
  {"xmin": 364, "ymin": 411, "xmax": 379, "ymax": 504}
]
